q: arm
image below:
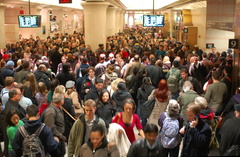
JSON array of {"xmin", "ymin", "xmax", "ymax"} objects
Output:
[
  {"xmin": 148, "ymin": 89, "xmax": 155, "ymax": 100},
  {"xmin": 12, "ymin": 130, "xmax": 24, "ymax": 157},
  {"xmin": 42, "ymin": 126, "xmax": 59, "ymax": 155},
  {"xmin": 127, "ymin": 142, "xmax": 137, "ymax": 157}
]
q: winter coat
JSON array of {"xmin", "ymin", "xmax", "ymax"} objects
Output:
[{"xmin": 112, "ymin": 90, "xmax": 132, "ymax": 112}]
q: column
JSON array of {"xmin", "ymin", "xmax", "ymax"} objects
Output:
[
  {"xmin": 0, "ymin": 6, "xmax": 6, "ymax": 49},
  {"xmin": 81, "ymin": 2, "xmax": 109, "ymax": 51},
  {"xmin": 119, "ymin": 10, "xmax": 126, "ymax": 32},
  {"xmin": 233, "ymin": 0, "xmax": 240, "ymax": 94},
  {"xmin": 106, "ymin": 7, "xmax": 117, "ymax": 36},
  {"xmin": 128, "ymin": 12, "xmax": 135, "ymax": 27},
  {"xmin": 115, "ymin": 9, "xmax": 121, "ymax": 33}
]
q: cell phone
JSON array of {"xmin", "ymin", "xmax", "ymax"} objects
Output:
[{"xmin": 195, "ymin": 115, "xmax": 199, "ymax": 119}]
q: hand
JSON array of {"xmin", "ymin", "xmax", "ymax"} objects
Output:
[
  {"xmin": 190, "ymin": 118, "xmax": 198, "ymax": 128},
  {"xmin": 118, "ymin": 129, "xmax": 123, "ymax": 134},
  {"xmin": 60, "ymin": 135, "xmax": 67, "ymax": 141},
  {"xmin": 179, "ymin": 126, "xmax": 185, "ymax": 134},
  {"xmin": 54, "ymin": 136, "xmax": 59, "ymax": 143},
  {"xmin": 85, "ymin": 89, "xmax": 89, "ymax": 93}
]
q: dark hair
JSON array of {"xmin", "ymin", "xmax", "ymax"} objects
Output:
[
  {"xmin": 122, "ymin": 98, "xmax": 136, "ymax": 113},
  {"xmin": 95, "ymin": 77, "xmax": 104, "ymax": 84},
  {"xmin": 50, "ymin": 79, "xmax": 59, "ymax": 91},
  {"xmin": 117, "ymin": 82, "xmax": 128, "ymax": 92},
  {"xmin": 180, "ymin": 68, "xmax": 188, "ymax": 74},
  {"xmin": 224, "ymin": 66, "xmax": 232, "ymax": 75},
  {"xmin": 82, "ymin": 57, "xmax": 88, "ymax": 64},
  {"xmin": 212, "ymin": 70, "xmax": 221, "ymax": 81},
  {"xmin": 140, "ymin": 77, "xmax": 152, "ymax": 92},
  {"xmin": 22, "ymin": 60, "xmax": 30, "ymax": 69},
  {"xmin": 62, "ymin": 63, "xmax": 70, "ymax": 73},
  {"xmin": 5, "ymin": 109, "xmax": 20, "ymax": 126},
  {"xmin": 150, "ymin": 57, "xmax": 156, "ymax": 65},
  {"xmin": 96, "ymin": 89, "xmax": 115, "ymax": 107},
  {"xmin": 26, "ymin": 105, "xmax": 39, "ymax": 117},
  {"xmin": 91, "ymin": 124, "xmax": 104, "ymax": 135},
  {"xmin": 143, "ymin": 123, "xmax": 158, "ymax": 133}
]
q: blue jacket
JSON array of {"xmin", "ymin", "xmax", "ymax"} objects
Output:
[{"xmin": 12, "ymin": 119, "xmax": 59, "ymax": 157}]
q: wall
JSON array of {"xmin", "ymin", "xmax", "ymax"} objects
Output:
[
  {"xmin": 191, "ymin": 7, "xmax": 207, "ymax": 51},
  {"xmin": 4, "ymin": 7, "xmax": 83, "ymax": 43}
]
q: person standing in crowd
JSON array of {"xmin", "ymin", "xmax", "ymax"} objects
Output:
[
  {"xmin": 0, "ymin": 77, "xmax": 16, "ymax": 110},
  {"xmin": 180, "ymin": 103, "xmax": 211, "ymax": 157},
  {"xmin": 144, "ymin": 57, "xmax": 165, "ymax": 88},
  {"xmin": 84, "ymin": 77, "xmax": 104, "ymax": 102},
  {"xmin": 204, "ymin": 70, "xmax": 227, "ymax": 115},
  {"xmin": 5, "ymin": 109, "xmax": 24, "ymax": 157},
  {"xmin": 56, "ymin": 62, "xmax": 75, "ymax": 86},
  {"xmin": 79, "ymin": 124, "xmax": 120, "ymax": 157},
  {"xmin": 127, "ymin": 123, "xmax": 164, "ymax": 157},
  {"xmin": 44, "ymin": 93, "xmax": 66, "ymax": 157},
  {"xmin": 137, "ymin": 77, "xmax": 155, "ymax": 127},
  {"xmin": 12, "ymin": 105, "xmax": 59, "ymax": 156},
  {"xmin": 80, "ymin": 67, "xmax": 96, "ymax": 100},
  {"xmin": 147, "ymin": 79, "xmax": 171, "ymax": 129},
  {"xmin": 1, "ymin": 60, "xmax": 15, "ymax": 86},
  {"xmin": 112, "ymin": 98, "xmax": 144, "ymax": 143},
  {"xmin": 219, "ymin": 104, "xmax": 240, "ymax": 155},
  {"xmin": 68, "ymin": 99, "xmax": 107, "ymax": 157},
  {"xmin": 95, "ymin": 89, "xmax": 117, "ymax": 129},
  {"xmin": 158, "ymin": 100, "xmax": 184, "ymax": 157},
  {"xmin": 112, "ymin": 82, "xmax": 132, "ymax": 112}
]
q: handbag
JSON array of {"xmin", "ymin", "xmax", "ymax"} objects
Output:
[
  {"xmin": 142, "ymin": 97, "xmax": 155, "ymax": 118},
  {"xmin": 217, "ymin": 111, "xmax": 225, "ymax": 129}
]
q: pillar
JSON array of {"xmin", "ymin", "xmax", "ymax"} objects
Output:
[
  {"xmin": 106, "ymin": 7, "xmax": 117, "ymax": 36},
  {"xmin": 233, "ymin": 0, "xmax": 240, "ymax": 94},
  {"xmin": 128, "ymin": 12, "xmax": 135, "ymax": 27},
  {"xmin": 0, "ymin": 6, "xmax": 6, "ymax": 49},
  {"xmin": 81, "ymin": 2, "xmax": 109, "ymax": 51},
  {"xmin": 115, "ymin": 9, "xmax": 121, "ymax": 33},
  {"xmin": 120, "ymin": 10, "xmax": 125, "ymax": 32},
  {"xmin": 182, "ymin": 9, "xmax": 193, "ymax": 26}
]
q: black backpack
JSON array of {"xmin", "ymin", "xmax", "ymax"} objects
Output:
[{"xmin": 19, "ymin": 123, "xmax": 45, "ymax": 157}]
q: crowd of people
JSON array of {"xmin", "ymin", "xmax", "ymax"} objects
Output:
[{"xmin": 0, "ymin": 26, "xmax": 239, "ymax": 157}]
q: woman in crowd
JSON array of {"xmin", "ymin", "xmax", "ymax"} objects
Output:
[
  {"xmin": 80, "ymin": 66, "xmax": 96, "ymax": 100},
  {"xmin": 158, "ymin": 99, "xmax": 184, "ymax": 157},
  {"xmin": 101, "ymin": 64, "xmax": 118, "ymax": 88},
  {"xmin": 6, "ymin": 109, "xmax": 24, "ymax": 157},
  {"xmin": 65, "ymin": 80, "xmax": 83, "ymax": 116},
  {"xmin": 137, "ymin": 77, "xmax": 155, "ymax": 128},
  {"xmin": 35, "ymin": 82, "xmax": 48, "ymax": 106},
  {"xmin": 112, "ymin": 98, "xmax": 145, "ymax": 143},
  {"xmin": 180, "ymin": 102, "xmax": 212, "ymax": 157},
  {"xmin": 79, "ymin": 124, "xmax": 120, "ymax": 157},
  {"xmin": 48, "ymin": 79, "xmax": 59, "ymax": 103},
  {"xmin": 95, "ymin": 89, "xmax": 117, "ymax": 128},
  {"xmin": 107, "ymin": 78, "xmax": 124, "ymax": 97},
  {"xmin": 56, "ymin": 62, "xmax": 75, "ymax": 86},
  {"xmin": 23, "ymin": 72, "xmax": 38, "ymax": 104},
  {"xmin": 147, "ymin": 79, "xmax": 171, "ymax": 129},
  {"xmin": 112, "ymin": 82, "xmax": 132, "ymax": 112},
  {"xmin": 56, "ymin": 56, "xmax": 67, "ymax": 75}
]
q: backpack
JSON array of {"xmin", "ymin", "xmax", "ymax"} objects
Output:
[
  {"xmin": 19, "ymin": 123, "xmax": 45, "ymax": 157},
  {"xmin": 160, "ymin": 112, "xmax": 179, "ymax": 148},
  {"xmin": 167, "ymin": 69, "xmax": 180, "ymax": 93}
]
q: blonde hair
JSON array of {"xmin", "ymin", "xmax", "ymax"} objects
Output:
[
  {"xmin": 111, "ymin": 78, "xmax": 124, "ymax": 92},
  {"xmin": 186, "ymin": 103, "xmax": 201, "ymax": 115},
  {"xmin": 54, "ymin": 85, "xmax": 66, "ymax": 95},
  {"xmin": 194, "ymin": 97, "xmax": 208, "ymax": 109},
  {"xmin": 38, "ymin": 82, "xmax": 48, "ymax": 96}
]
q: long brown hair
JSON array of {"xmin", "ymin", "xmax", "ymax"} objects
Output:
[{"xmin": 154, "ymin": 79, "xmax": 169, "ymax": 102}]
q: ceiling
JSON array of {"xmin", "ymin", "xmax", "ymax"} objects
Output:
[{"xmin": 0, "ymin": 0, "xmax": 205, "ymax": 11}]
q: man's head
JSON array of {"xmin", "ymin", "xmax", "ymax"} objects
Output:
[
  {"xmin": 143, "ymin": 124, "xmax": 158, "ymax": 146},
  {"xmin": 95, "ymin": 77, "xmax": 104, "ymax": 91},
  {"xmin": 5, "ymin": 77, "xmax": 15, "ymax": 87},
  {"xmin": 52, "ymin": 93, "xmax": 64, "ymax": 106},
  {"xmin": 182, "ymin": 81, "xmax": 193, "ymax": 92},
  {"xmin": 9, "ymin": 88, "xmax": 22, "ymax": 102},
  {"xmin": 180, "ymin": 68, "xmax": 188, "ymax": 80},
  {"xmin": 212, "ymin": 70, "xmax": 221, "ymax": 81},
  {"xmin": 84, "ymin": 99, "xmax": 96, "ymax": 120},
  {"xmin": 26, "ymin": 105, "xmax": 39, "ymax": 119},
  {"xmin": 234, "ymin": 104, "xmax": 240, "ymax": 118},
  {"xmin": 98, "ymin": 44, "xmax": 104, "ymax": 49},
  {"xmin": 22, "ymin": 60, "xmax": 30, "ymax": 70},
  {"xmin": 6, "ymin": 60, "xmax": 14, "ymax": 68},
  {"xmin": 133, "ymin": 54, "xmax": 140, "ymax": 62},
  {"xmin": 38, "ymin": 64, "xmax": 47, "ymax": 72}
]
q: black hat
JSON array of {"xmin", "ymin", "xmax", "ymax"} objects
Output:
[
  {"xmin": 234, "ymin": 104, "xmax": 240, "ymax": 112},
  {"xmin": 173, "ymin": 60, "xmax": 180, "ymax": 67}
]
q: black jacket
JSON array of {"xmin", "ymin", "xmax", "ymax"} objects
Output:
[
  {"xmin": 12, "ymin": 119, "xmax": 59, "ymax": 157},
  {"xmin": 144, "ymin": 65, "xmax": 166, "ymax": 88},
  {"xmin": 56, "ymin": 72, "xmax": 75, "ymax": 86},
  {"xmin": 96, "ymin": 100, "xmax": 117, "ymax": 128},
  {"xmin": 127, "ymin": 138, "xmax": 164, "ymax": 157},
  {"xmin": 34, "ymin": 70, "xmax": 51, "ymax": 90},
  {"xmin": 84, "ymin": 87, "xmax": 100, "ymax": 102},
  {"xmin": 181, "ymin": 118, "xmax": 211, "ymax": 157},
  {"xmin": 112, "ymin": 90, "xmax": 132, "ymax": 112}
]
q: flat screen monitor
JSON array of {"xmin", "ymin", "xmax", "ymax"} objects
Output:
[
  {"xmin": 18, "ymin": 15, "xmax": 41, "ymax": 28},
  {"xmin": 143, "ymin": 15, "xmax": 164, "ymax": 27}
]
